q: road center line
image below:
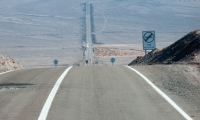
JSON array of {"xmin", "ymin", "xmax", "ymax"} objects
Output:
[
  {"xmin": 38, "ymin": 66, "xmax": 73, "ymax": 120},
  {"xmin": 126, "ymin": 66, "xmax": 193, "ymax": 120}
]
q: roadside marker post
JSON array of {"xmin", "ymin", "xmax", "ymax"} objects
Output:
[
  {"xmin": 54, "ymin": 60, "xmax": 58, "ymax": 67},
  {"xmin": 110, "ymin": 58, "xmax": 115, "ymax": 66},
  {"xmin": 142, "ymin": 31, "xmax": 156, "ymax": 60}
]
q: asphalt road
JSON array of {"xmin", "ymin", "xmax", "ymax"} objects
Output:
[
  {"xmin": 85, "ymin": 3, "xmax": 93, "ymax": 66},
  {"xmin": 0, "ymin": 67, "xmax": 66, "ymax": 120},
  {"xmin": 0, "ymin": 66, "xmax": 189, "ymax": 120}
]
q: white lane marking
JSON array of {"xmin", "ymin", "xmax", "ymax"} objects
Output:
[
  {"xmin": 126, "ymin": 66, "xmax": 193, "ymax": 120},
  {"xmin": 38, "ymin": 66, "xmax": 73, "ymax": 120},
  {"xmin": 0, "ymin": 70, "xmax": 16, "ymax": 75}
]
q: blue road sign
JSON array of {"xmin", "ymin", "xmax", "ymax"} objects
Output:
[
  {"xmin": 54, "ymin": 60, "xmax": 58, "ymax": 65},
  {"xmin": 110, "ymin": 58, "xmax": 115, "ymax": 65},
  {"xmin": 142, "ymin": 31, "xmax": 156, "ymax": 50}
]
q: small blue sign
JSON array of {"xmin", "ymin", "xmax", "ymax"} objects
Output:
[
  {"xmin": 54, "ymin": 60, "xmax": 58, "ymax": 65},
  {"xmin": 110, "ymin": 58, "xmax": 115, "ymax": 65}
]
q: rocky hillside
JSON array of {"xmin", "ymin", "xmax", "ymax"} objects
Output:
[
  {"xmin": 0, "ymin": 54, "xmax": 24, "ymax": 72},
  {"xmin": 129, "ymin": 29, "xmax": 200, "ymax": 65}
]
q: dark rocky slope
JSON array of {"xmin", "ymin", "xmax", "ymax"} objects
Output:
[{"xmin": 129, "ymin": 29, "xmax": 200, "ymax": 65}]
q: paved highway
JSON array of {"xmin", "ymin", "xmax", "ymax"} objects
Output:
[
  {"xmin": 85, "ymin": 3, "xmax": 93, "ymax": 66},
  {"xmin": 0, "ymin": 66, "xmax": 192, "ymax": 120}
]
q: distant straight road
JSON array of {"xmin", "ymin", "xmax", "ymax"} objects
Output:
[
  {"xmin": 85, "ymin": 3, "xmax": 93, "ymax": 66},
  {"xmin": 0, "ymin": 66, "xmax": 188, "ymax": 120}
]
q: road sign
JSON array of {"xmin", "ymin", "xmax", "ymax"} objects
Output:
[
  {"xmin": 110, "ymin": 58, "xmax": 115, "ymax": 65},
  {"xmin": 142, "ymin": 31, "xmax": 156, "ymax": 50},
  {"xmin": 54, "ymin": 60, "xmax": 58, "ymax": 66}
]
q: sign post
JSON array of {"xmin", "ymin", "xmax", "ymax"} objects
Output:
[
  {"xmin": 54, "ymin": 60, "xmax": 58, "ymax": 67},
  {"xmin": 142, "ymin": 31, "xmax": 156, "ymax": 60},
  {"xmin": 110, "ymin": 58, "xmax": 115, "ymax": 66}
]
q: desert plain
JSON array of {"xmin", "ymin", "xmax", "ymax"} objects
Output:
[{"xmin": 0, "ymin": 0, "xmax": 199, "ymax": 67}]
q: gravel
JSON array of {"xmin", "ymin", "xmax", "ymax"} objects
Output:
[{"xmin": 132, "ymin": 64, "xmax": 200, "ymax": 119}]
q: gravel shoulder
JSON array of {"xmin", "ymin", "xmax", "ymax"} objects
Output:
[{"xmin": 132, "ymin": 64, "xmax": 200, "ymax": 119}]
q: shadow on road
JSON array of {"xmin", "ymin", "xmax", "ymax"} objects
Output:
[{"xmin": 0, "ymin": 83, "xmax": 34, "ymax": 87}]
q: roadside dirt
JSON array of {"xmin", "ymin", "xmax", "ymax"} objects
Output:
[
  {"xmin": 93, "ymin": 44, "xmax": 144, "ymax": 65},
  {"xmin": 0, "ymin": 54, "xmax": 24, "ymax": 72},
  {"xmin": 133, "ymin": 65, "xmax": 200, "ymax": 119},
  {"xmin": 94, "ymin": 44, "xmax": 143, "ymax": 57}
]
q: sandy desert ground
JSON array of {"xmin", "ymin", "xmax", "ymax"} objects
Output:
[
  {"xmin": 93, "ymin": 44, "xmax": 143, "ymax": 65},
  {"xmin": 0, "ymin": 0, "xmax": 199, "ymax": 67}
]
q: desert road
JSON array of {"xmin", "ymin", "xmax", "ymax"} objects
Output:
[
  {"xmin": 85, "ymin": 3, "xmax": 93, "ymax": 66},
  {"xmin": 0, "ymin": 66, "xmax": 192, "ymax": 120}
]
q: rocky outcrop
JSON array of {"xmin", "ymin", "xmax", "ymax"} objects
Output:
[
  {"xmin": 129, "ymin": 29, "xmax": 200, "ymax": 65},
  {"xmin": 0, "ymin": 54, "xmax": 24, "ymax": 72}
]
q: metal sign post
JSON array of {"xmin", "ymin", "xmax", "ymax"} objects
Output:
[
  {"xmin": 142, "ymin": 31, "xmax": 156, "ymax": 60},
  {"xmin": 145, "ymin": 50, "xmax": 147, "ymax": 60}
]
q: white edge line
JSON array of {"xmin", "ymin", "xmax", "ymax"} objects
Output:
[
  {"xmin": 126, "ymin": 66, "xmax": 193, "ymax": 120},
  {"xmin": 0, "ymin": 69, "xmax": 17, "ymax": 75},
  {"xmin": 38, "ymin": 66, "xmax": 73, "ymax": 120}
]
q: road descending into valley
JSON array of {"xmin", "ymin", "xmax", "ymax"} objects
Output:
[
  {"xmin": 0, "ymin": 66, "xmax": 192, "ymax": 120},
  {"xmin": 85, "ymin": 3, "xmax": 93, "ymax": 66}
]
